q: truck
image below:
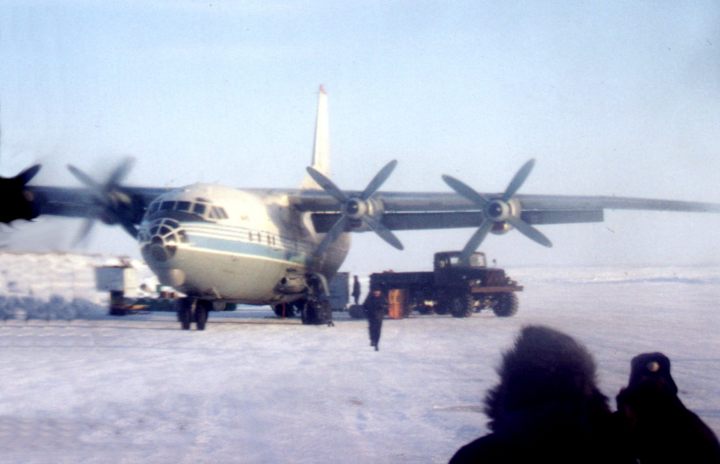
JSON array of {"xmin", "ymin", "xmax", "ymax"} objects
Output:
[
  {"xmin": 366, "ymin": 251, "xmax": 523, "ymax": 318},
  {"xmin": 95, "ymin": 263, "xmax": 176, "ymax": 315}
]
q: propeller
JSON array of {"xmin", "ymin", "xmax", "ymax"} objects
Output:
[
  {"xmin": 0, "ymin": 164, "xmax": 42, "ymax": 224},
  {"xmin": 67, "ymin": 157, "xmax": 139, "ymax": 243},
  {"xmin": 442, "ymin": 159, "xmax": 552, "ymax": 262},
  {"xmin": 306, "ymin": 160, "xmax": 403, "ymax": 259}
]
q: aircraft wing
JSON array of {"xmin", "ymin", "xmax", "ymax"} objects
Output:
[
  {"xmin": 289, "ymin": 159, "xmax": 720, "ymax": 256},
  {"xmin": 294, "ymin": 190, "xmax": 720, "ymax": 232},
  {"xmin": 28, "ymin": 186, "xmax": 167, "ymax": 219},
  {"xmin": 0, "ymin": 161, "xmax": 171, "ymax": 238}
]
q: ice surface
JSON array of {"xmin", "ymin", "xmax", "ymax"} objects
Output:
[{"xmin": 0, "ymin": 252, "xmax": 718, "ymax": 463}]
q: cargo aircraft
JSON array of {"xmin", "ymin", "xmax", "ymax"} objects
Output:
[{"xmin": 1, "ymin": 86, "xmax": 719, "ymax": 330}]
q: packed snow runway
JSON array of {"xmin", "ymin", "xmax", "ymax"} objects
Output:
[{"xmin": 0, "ymin": 254, "xmax": 719, "ymax": 463}]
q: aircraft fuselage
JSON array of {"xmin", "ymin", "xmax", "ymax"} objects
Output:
[{"xmin": 137, "ymin": 183, "xmax": 349, "ymax": 305}]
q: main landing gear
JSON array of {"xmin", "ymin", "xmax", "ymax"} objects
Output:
[{"xmin": 177, "ymin": 297, "xmax": 211, "ymax": 330}]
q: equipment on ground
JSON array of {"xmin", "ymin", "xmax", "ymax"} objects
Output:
[
  {"xmin": 95, "ymin": 263, "xmax": 176, "ymax": 315},
  {"xmin": 358, "ymin": 251, "xmax": 522, "ymax": 319}
]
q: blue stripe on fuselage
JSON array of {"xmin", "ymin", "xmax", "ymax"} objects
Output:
[{"xmin": 188, "ymin": 234, "xmax": 309, "ymax": 265}]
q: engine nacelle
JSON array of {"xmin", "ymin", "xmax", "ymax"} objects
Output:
[{"xmin": 491, "ymin": 222, "xmax": 513, "ymax": 235}]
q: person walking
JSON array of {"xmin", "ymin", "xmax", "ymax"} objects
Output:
[
  {"xmin": 363, "ymin": 286, "xmax": 386, "ymax": 351},
  {"xmin": 352, "ymin": 275, "xmax": 361, "ymax": 305}
]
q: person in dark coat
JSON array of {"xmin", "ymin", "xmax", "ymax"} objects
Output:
[
  {"xmin": 363, "ymin": 287, "xmax": 386, "ymax": 351},
  {"xmin": 615, "ymin": 352, "xmax": 720, "ymax": 464},
  {"xmin": 449, "ymin": 325, "xmax": 634, "ymax": 464},
  {"xmin": 352, "ymin": 275, "xmax": 361, "ymax": 305}
]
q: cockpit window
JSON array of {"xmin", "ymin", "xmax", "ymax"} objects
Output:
[
  {"xmin": 147, "ymin": 198, "xmax": 227, "ymax": 221},
  {"xmin": 208, "ymin": 206, "xmax": 229, "ymax": 220}
]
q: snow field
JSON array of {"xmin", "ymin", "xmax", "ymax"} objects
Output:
[{"xmin": 0, "ymin": 253, "xmax": 718, "ymax": 463}]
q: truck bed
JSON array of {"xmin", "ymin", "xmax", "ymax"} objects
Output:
[{"xmin": 370, "ymin": 271, "xmax": 434, "ymax": 289}]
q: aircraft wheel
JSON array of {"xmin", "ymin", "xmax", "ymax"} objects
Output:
[
  {"xmin": 195, "ymin": 300, "xmax": 210, "ymax": 330},
  {"xmin": 273, "ymin": 303, "xmax": 296, "ymax": 318},
  {"xmin": 178, "ymin": 298, "xmax": 195, "ymax": 330},
  {"xmin": 301, "ymin": 302, "xmax": 316, "ymax": 325},
  {"xmin": 493, "ymin": 293, "xmax": 518, "ymax": 317}
]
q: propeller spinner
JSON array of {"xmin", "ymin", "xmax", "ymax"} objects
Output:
[
  {"xmin": 306, "ymin": 160, "xmax": 403, "ymax": 259},
  {"xmin": 442, "ymin": 159, "xmax": 552, "ymax": 262},
  {"xmin": 67, "ymin": 157, "xmax": 139, "ymax": 243},
  {"xmin": 0, "ymin": 164, "xmax": 42, "ymax": 224}
]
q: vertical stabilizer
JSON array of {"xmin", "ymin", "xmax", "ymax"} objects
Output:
[{"xmin": 300, "ymin": 85, "xmax": 331, "ymax": 190}]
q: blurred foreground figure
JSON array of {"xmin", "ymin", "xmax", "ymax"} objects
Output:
[
  {"xmin": 449, "ymin": 325, "xmax": 633, "ymax": 463},
  {"xmin": 616, "ymin": 352, "xmax": 720, "ymax": 464}
]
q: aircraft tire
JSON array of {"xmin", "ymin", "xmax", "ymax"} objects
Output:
[
  {"xmin": 178, "ymin": 298, "xmax": 194, "ymax": 330},
  {"xmin": 301, "ymin": 303, "xmax": 316, "ymax": 325},
  {"xmin": 493, "ymin": 293, "xmax": 518, "ymax": 317},
  {"xmin": 195, "ymin": 300, "xmax": 210, "ymax": 330}
]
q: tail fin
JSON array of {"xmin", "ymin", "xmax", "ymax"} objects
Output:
[{"xmin": 300, "ymin": 85, "xmax": 331, "ymax": 190}]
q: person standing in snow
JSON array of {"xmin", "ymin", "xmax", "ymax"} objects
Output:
[
  {"xmin": 352, "ymin": 275, "xmax": 361, "ymax": 305},
  {"xmin": 363, "ymin": 286, "xmax": 386, "ymax": 351}
]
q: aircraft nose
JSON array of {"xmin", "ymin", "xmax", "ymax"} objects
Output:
[{"xmin": 139, "ymin": 218, "xmax": 187, "ymax": 263}]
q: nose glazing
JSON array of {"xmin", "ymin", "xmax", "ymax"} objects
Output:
[{"xmin": 140, "ymin": 218, "xmax": 186, "ymax": 262}]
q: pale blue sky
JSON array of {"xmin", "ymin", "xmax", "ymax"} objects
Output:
[{"xmin": 1, "ymin": 1, "xmax": 719, "ymax": 269}]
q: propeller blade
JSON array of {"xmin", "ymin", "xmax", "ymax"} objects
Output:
[
  {"xmin": 17, "ymin": 165, "xmax": 41, "ymax": 184},
  {"xmin": 503, "ymin": 159, "xmax": 535, "ymax": 201},
  {"xmin": 314, "ymin": 216, "xmax": 348, "ymax": 258},
  {"xmin": 306, "ymin": 166, "xmax": 348, "ymax": 204},
  {"xmin": 67, "ymin": 165, "xmax": 103, "ymax": 191},
  {"xmin": 107, "ymin": 157, "xmax": 135, "ymax": 187},
  {"xmin": 360, "ymin": 159, "xmax": 397, "ymax": 201},
  {"xmin": 460, "ymin": 220, "xmax": 493, "ymax": 263},
  {"xmin": 442, "ymin": 175, "xmax": 489, "ymax": 207},
  {"xmin": 363, "ymin": 215, "xmax": 404, "ymax": 250},
  {"xmin": 506, "ymin": 216, "xmax": 553, "ymax": 247},
  {"xmin": 67, "ymin": 160, "xmax": 139, "ymax": 243},
  {"xmin": 74, "ymin": 219, "xmax": 96, "ymax": 246},
  {"xmin": 119, "ymin": 219, "xmax": 139, "ymax": 239}
]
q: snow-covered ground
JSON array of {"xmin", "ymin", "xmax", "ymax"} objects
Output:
[{"xmin": 0, "ymin": 252, "xmax": 718, "ymax": 463}]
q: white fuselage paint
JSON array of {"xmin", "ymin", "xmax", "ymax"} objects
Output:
[{"xmin": 137, "ymin": 183, "xmax": 349, "ymax": 305}]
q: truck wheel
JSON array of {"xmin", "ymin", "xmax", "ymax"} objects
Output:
[
  {"xmin": 493, "ymin": 293, "xmax": 518, "ymax": 317},
  {"xmin": 417, "ymin": 304, "xmax": 433, "ymax": 315},
  {"xmin": 450, "ymin": 295, "xmax": 474, "ymax": 318}
]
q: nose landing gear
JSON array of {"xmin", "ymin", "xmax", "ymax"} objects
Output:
[{"xmin": 177, "ymin": 297, "xmax": 211, "ymax": 330}]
